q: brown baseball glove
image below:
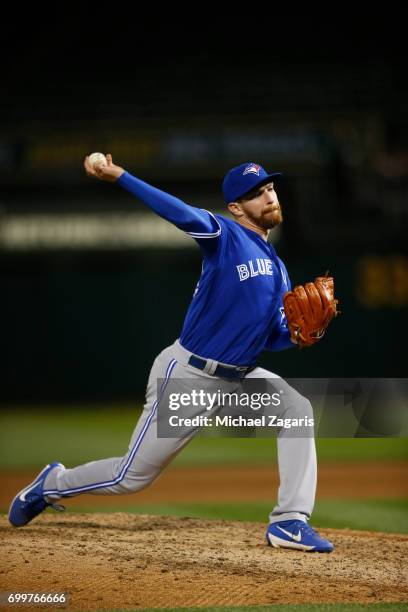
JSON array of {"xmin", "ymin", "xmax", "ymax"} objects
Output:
[{"xmin": 283, "ymin": 273, "xmax": 339, "ymax": 347}]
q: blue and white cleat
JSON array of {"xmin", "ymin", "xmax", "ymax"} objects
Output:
[
  {"xmin": 266, "ymin": 520, "xmax": 334, "ymax": 553},
  {"xmin": 8, "ymin": 462, "xmax": 66, "ymax": 527}
]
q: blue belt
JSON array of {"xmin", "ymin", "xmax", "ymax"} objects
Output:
[{"xmin": 188, "ymin": 355, "xmax": 255, "ymax": 380}]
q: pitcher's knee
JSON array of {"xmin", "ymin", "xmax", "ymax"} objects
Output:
[
  {"xmin": 113, "ymin": 458, "xmax": 162, "ymax": 494},
  {"xmin": 286, "ymin": 395, "xmax": 314, "ymax": 420},
  {"xmin": 117, "ymin": 471, "xmax": 157, "ymax": 494}
]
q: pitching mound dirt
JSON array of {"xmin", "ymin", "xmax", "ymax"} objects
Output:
[{"xmin": 1, "ymin": 514, "xmax": 407, "ymax": 611}]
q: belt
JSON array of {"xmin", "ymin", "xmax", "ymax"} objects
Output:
[{"xmin": 188, "ymin": 354, "xmax": 255, "ymax": 380}]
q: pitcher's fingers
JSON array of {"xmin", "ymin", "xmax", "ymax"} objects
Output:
[
  {"xmin": 84, "ymin": 156, "xmax": 97, "ymax": 176},
  {"xmin": 93, "ymin": 161, "xmax": 106, "ymax": 176}
]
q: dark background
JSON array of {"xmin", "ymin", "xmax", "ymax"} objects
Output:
[{"xmin": 1, "ymin": 20, "xmax": 407, "ymax": 402}]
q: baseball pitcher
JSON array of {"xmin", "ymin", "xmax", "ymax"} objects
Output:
[{"xmin": 9, "ymin": 158, "xmax": 338, "ymax": 552}]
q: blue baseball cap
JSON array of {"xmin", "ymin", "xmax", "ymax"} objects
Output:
[{"xmin": 222, "ymin": 162, "xmax": 282, "ymax": 204}]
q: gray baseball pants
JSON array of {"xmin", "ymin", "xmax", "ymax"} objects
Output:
[{"xmin": 44, "ymin": 339, "xmax": 316, "ymax": 524}]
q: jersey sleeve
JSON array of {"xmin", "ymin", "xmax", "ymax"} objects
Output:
[{"xmin": 117, "ymin": 172, "xmax": 221, "ymax": 239}]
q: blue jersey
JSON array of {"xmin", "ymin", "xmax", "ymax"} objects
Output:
[
  {"xmin": 180, "ymin": 215, "xmax": 292, "ymax": 365},
  {"xmin": 117, "ymin": 172, "xmax": 293, "ymax": 365}
]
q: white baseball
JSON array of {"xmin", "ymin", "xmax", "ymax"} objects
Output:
[{"xmin": 88, "ymin": 152, "xmax": 107, "ymax": 169}]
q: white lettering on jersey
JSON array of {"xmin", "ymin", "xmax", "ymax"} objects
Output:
[
  {"xmin": 280, "ymin": 306, "xmax": 288, "ymax": 326},
  {"xmin": 237, "ymin": 264, "xmax": 250, "ymax": 281},
  {"xmin": 237, "ymin": 259, "xmax": 274, "ymax": 282},
  {"xmin": 265, "ymin": 260, "xmax": 273, "ymax": 275},
  {"xmin": 248, "ymin": 260, "xmax": 259, "ymax": 277},
  {"xmin": 257, "ymin": 258, "xmax": 266, "ymax": 274}
]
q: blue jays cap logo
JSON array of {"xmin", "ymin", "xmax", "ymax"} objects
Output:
[{"xmin": 243, "ymin": 163, "xmax": 261, "ymax": 176}]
